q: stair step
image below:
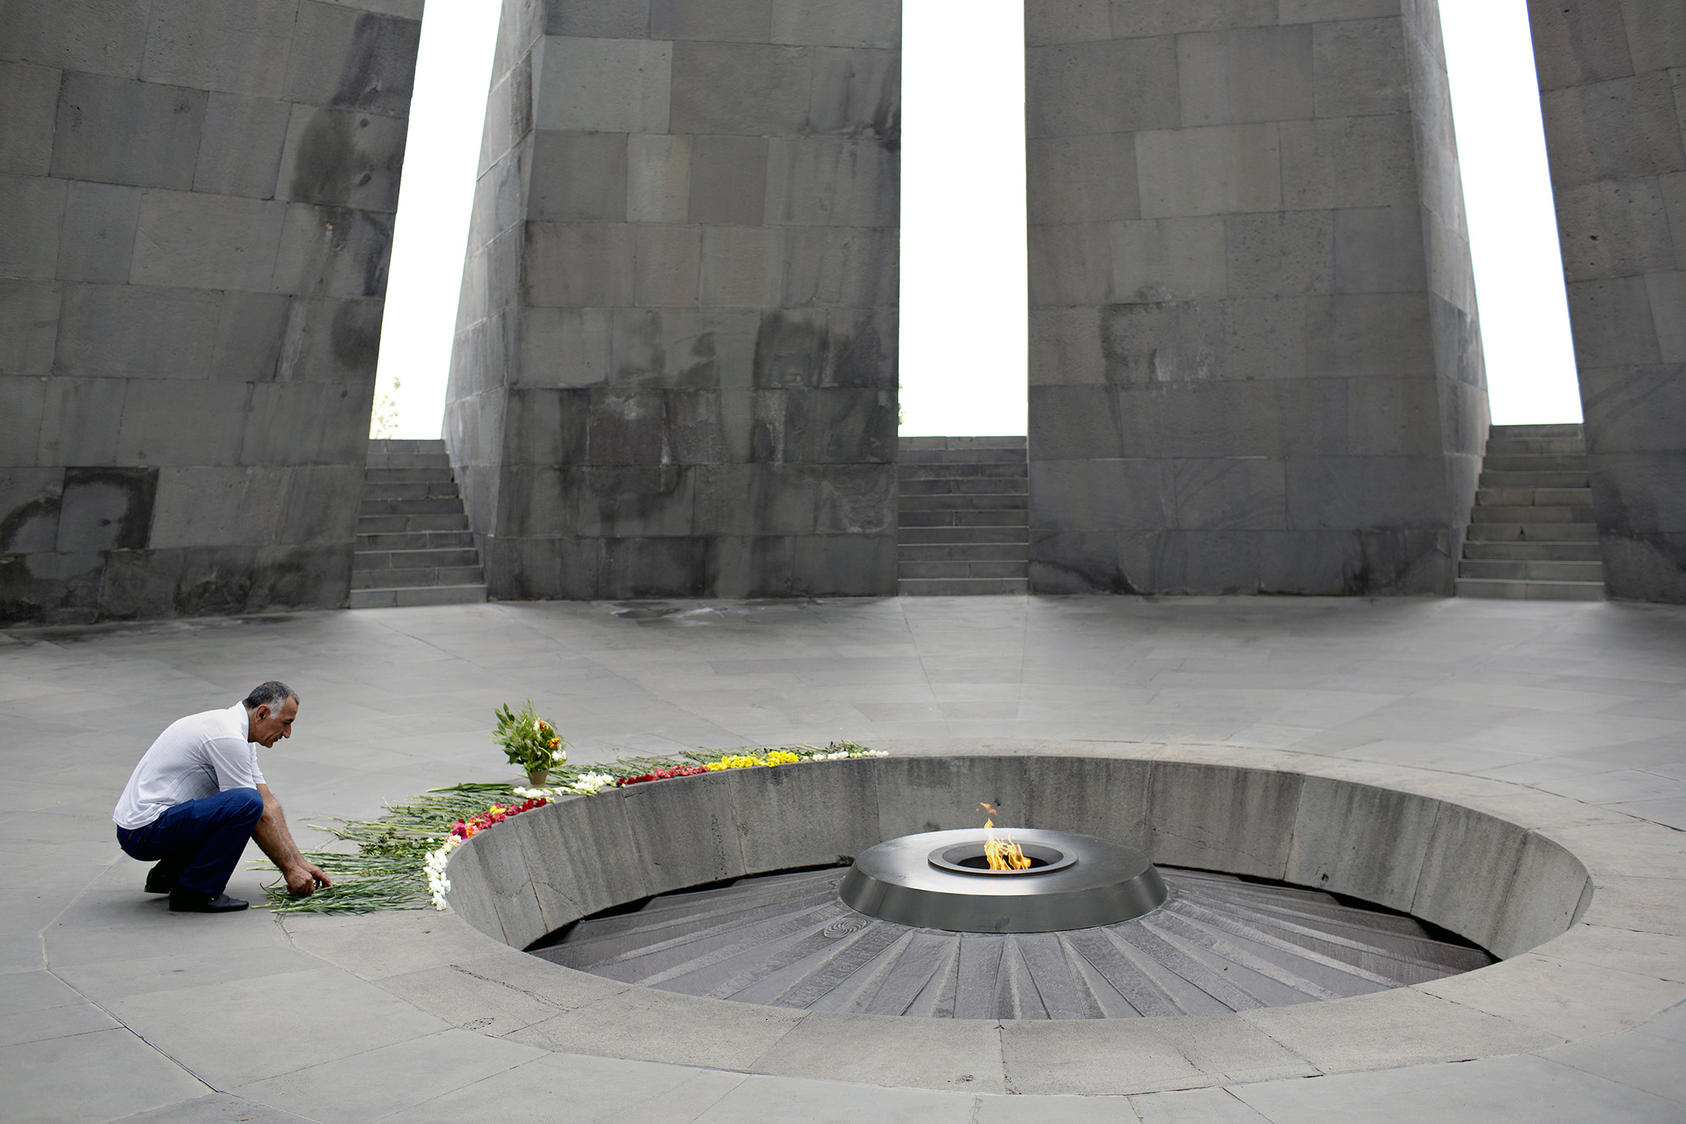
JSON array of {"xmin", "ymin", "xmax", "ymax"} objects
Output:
[
  {"xmin": 365, "ymin": 466, "xmax": 456, "ymax": 484},
  {"xmin": 899, "ymin": 576, "xmax": 1030, "ymax": 595},
  {"xmin": 1464, "ymin": 522, "xmax": 1600, "ymax": 542},
  {"xmin": 351, "ymin": 565, "xmax": 484, "ymax": 590},
  {"xmin": 365, "ymin": 439, "xmax": 448, "ymax": 469},
  {"xmin": 1469, "ymin": 504, "xmax": 1596, "ymax": 523},
  {"xmin": 899, "ymin": 543, "xmax": 1028, "ymax": 563},
  {"xmin": 898, "ymin": 560, "xmax": 1028, "ymax": 580},
  {"xmin": 899, "ymin": 476, "xmax": 1028, "ymax": 496},
  {"xmin": 1479, "ymin": 453, "xmax": 1590, "ymax": 472},
  {"xmin": 899, "ymin": 525, "xmax": 1030, "ymax": 545},
  {"xmin": 363, "ymin": 480, "xmax": 463, "ymax": 501},
  {"xmin": 1457, "ymin": 559, "xmax": 1606, "ymax": 582},
  {"xmin": 359, "ymin": 496, "xmax": 469, "ymax": 516},
  {"xmin": 900, "ymin": 492, "xmax": 1029, "ymax": 512},
  {"xmin": 1461, "ymin": 540, "xmax": 1603, "ymax": 562},
  {"xmin": 1484, "ymin": 437, "xmax": 1589, "ymax": 455},
  {"xmin": 899, "ymin": 512, "xmax": 1029, "ymax": 531},
  {"xmin": 350, "ymin": 584, "xmax": 490, "ymax": 609},
  {"xmin": 354, "ymin": 547, "xmax": 481, "ymax": 570},
  {"xmin": 1486, "ymin": 423, "xmax": 1584, "ymax": 439},
  {"xmin": 356, "ymin": 529, "xmax": 477, "ymax": 551},
  {"xmin": 367, "ymin": 438, "xmax": 446, "ymax": 454},
  {"xmin": 898, "ymin": 462, "xmax": 1030, "ymax": 480},
  {"xmin": 1474, "ymin": 487, "xmax": 1593, "ymax": 507},
  {"xmin": 357, "ymin": 512, "xmax": 473, "ymax": 534},
  {"xmin": 1454, "ymin": 577, "xmax": 1605, "ymax": 602},
  {"xmin": 1476, "ymin": 469, "xmax": 1592, "ymax": 489},
  {"xmin": 897, "ymin": 447, "xmax": 1029, "ymax": 465}
]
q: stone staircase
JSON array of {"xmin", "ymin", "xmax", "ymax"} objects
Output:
[
  {"xmin": 351, "ymin": 439, "xmax": 488, "ymax": 608},
  {"xmin": 1457, "ymin": 423, "xmax": 1605, "ymax": 601},
  {"xmin": 897, "ymin": 437, "xmax": 1029, "ymax": 595}
]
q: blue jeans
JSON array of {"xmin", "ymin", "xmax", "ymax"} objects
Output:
[{"xmin": 116, "ymin": 788, "xmax": 264, "ymax": 896}]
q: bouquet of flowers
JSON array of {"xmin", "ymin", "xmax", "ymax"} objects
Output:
[{"xmin": 492, "ymin": 700, "xmax": 567, "ymax": 783}]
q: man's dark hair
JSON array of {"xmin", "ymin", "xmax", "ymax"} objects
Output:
[{"xmin": 243, "ymin": 681, "xmax": 298, "ymax": 711}]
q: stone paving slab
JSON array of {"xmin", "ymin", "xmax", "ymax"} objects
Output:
[
  {"xmin": 101, "ymin": 967, "xmax": 452, "ymax": 1088},
  {"xmin": 2, "ymin": 1027, "xmax": 210, "ymax": 1124},
  {"xmin": 1231, "ymin": 1051, "xmax": 1686, "ymax": 1122},
  {"xmin": 230, "ymin": 1028, "xmax": 546, "ymax": 1124}
]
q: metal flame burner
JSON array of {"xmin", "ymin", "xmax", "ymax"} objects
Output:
[{"xmin": 839, "ymin": 828, "xmax": 1167, "ymax": 933}]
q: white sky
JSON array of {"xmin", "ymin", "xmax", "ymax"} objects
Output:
[{"xmin": 374, "ymin": 0, "xmax": 1582, "ymax": 438}]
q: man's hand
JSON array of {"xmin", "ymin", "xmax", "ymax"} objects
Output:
[{"xmin": 283, "ymin": 860, "xmax": 332, "ymax": 897}]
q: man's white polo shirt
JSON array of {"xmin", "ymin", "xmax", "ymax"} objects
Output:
[{"xmin": 113, "ymin": 701, "xmax": 268, "ymax": 830}]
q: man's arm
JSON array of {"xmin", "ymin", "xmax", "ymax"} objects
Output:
[{"xmin": 254, "ymin": 783, "xmax": 332, "ymax": 896}]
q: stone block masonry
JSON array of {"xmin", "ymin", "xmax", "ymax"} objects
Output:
[
  {"xmin": 0, "ymin": 0, "xmax": 420, "ymax": 623},
  {"xmin": 1023, "ymin": 0, "xmax": 1488, "ymax": 595},
  {"xmin": 445, "ymin": 0, "xmax": 901, "ymax": 600},
  {"xmin": 1527, "ymin": 0, "xmax": 1686, "ymax": 603}
]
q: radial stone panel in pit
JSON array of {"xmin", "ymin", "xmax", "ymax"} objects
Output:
[{"xmin": 530, "ymin": 865, "xmax": 1493, "ymax": 1020}]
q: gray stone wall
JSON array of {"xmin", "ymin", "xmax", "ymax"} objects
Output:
[
  {"xmin": 1023, "ymin": 0, "xmax": 1487, "ymax": 595},
  {"xmin": 445, "ymin": 0, "xmax": 902, "ymax": 599},
  {"xmin": 0, "ymin": 0, "xmax": 420, "ymax": 623},
  {"xmin": 1528, "ymin": 0, "xmax": 1686, "ymax": 603}
]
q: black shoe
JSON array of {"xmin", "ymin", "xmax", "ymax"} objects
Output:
[
  {"xmin": 169, "ymin": 890, "xmax": 249, "ymax": 913},
  {"xmin": 144, "ymin": 860, "xmax": 183, "ymax": 894}
]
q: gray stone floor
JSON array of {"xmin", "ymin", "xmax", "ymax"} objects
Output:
[{"xmin": 4, "ymin": 595, "xmax": 1685, "ymax": 1122}]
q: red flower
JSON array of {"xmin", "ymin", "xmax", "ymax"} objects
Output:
[{"xmin": 612, "ymin": 765, "xmax": 706, "ymax": 787}]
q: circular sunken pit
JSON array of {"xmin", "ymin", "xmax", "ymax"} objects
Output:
[
  {"xmin": 840, "ymin": 827, "xmax": 1167, "ymax": 932},
  {"xmin": 444, "ymin": 752, "xmax": 1596, "ymax": 1032}
]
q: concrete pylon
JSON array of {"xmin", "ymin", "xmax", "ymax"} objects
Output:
[
  {"xmin": 1022, "ymin": 0, "xmax": 1488, "ymax": 595},
  {"xmin": 444, "ymin": 1, "xmax": 902, "ymax": 599},
  {"xmin": 0, "ymin": 0, "xmax": 420, "ymax": 623},
  {"xmin": 1527, "ymin": 0, "xmax": 1686, "ymax": 603}
]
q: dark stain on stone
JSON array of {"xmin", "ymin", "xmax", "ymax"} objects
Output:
[
  {"xmin": 330, "ymin": 301, "xmax": 380, "ymax": 368},
  {"xmin": 0, "ymin": 496, "xmax": 60, "ymax": 553},
  {"xmin": 289, "ymin": 113, "xmax": 355, "ymax": 207},
  {"xmin": 59, "ymin": 468, "xmax": 158, "ymax": 552},
  {"xmin": 308, "ymin": 206, "xmax": 395, "ymax": 298},
  {"xmin": 754, "ymin": 313, "xmax": 831, "ymax": 389},
  {"xmin": 750, "ymin": 421, "xmax": 778, "ymax": 463},
  {"xmin": 674, "ymin": 330, "xmax": 718, "ymax": 387},
  {"xmin": 333, "ymin": 14, "xmax": 420, "ymax": 114},
  {"xmin": 871, "ymin": 94, "xmax": 900, "ymax": 153},
  {"xmin": 176, "ymin": 571, "xmax": 252, "ymax": 617}
]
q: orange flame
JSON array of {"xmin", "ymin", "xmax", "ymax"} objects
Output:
[{"xmin": 979, "ymin": 803, "xmax": 1031, "ymax": 870}]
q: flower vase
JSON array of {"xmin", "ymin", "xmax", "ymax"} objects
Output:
[{"xmin": 526, "ymin": 768, "xmax": 549, "ymax": 787}]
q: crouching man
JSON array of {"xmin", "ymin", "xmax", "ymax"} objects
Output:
[{"xmin": 113, "ymin": 681, "xmax": 331, "ymax": 913}]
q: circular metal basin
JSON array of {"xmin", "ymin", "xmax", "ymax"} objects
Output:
[{"xmin": 839, "ymin": 828, "xmax": 1167, "ymax": 933}]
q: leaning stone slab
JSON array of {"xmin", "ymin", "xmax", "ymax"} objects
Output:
[
  {"xmin": 1409, "ymin": 799, "xmax": 1528, "ymax": 953},
  {"xmin": 1489, "ymin": 831, "xmax": 1592, "ymax": 959},
  {"xmin": 511, "ymin": 793, "xmax": 651, "ymax": 933},
  {"xmin": 1148, "ymin": 762, "xmax": 1301, "ymax": 879},
  {"xmin": 1286, "ymin": 775, "xmax": 1438, "ymax": 913},
  {"xmin": 614, "ymin": 771, "xmax": 749, "ymax": 895},
  {"xmin": 728, "ymin": 758, "xmax": 883, "ymax": 874}
]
